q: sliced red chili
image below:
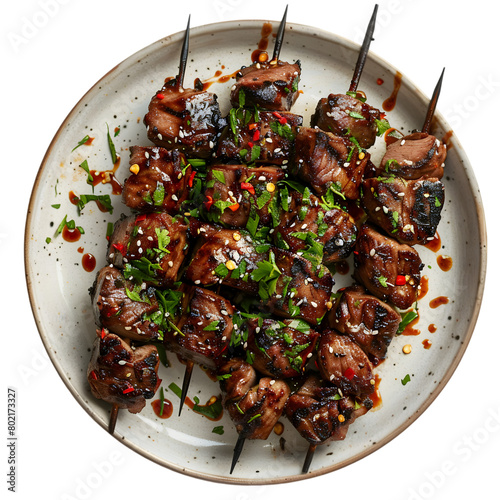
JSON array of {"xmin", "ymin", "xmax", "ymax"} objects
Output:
[
  {"xmin": 228, "ymin": 203, "xmax": 240, "ymax": 212},
  {"xmin": 252, "ymin": 129, "xmax": 260, "ymax": 142},
  {"xmin": 112, "ymin": 243, "xmax": 126, "ymax": 256},
  {"xmin": 188, "ymin": 170, "xmax": 196, "ymax": 188},
  {"xmin": 136, "ymin": 213, "xmax": 147, "ymax": 222},
  {"xmin": 240, "ymin": 182, "xmax": 255, "ymax": 195},
  {"xmin": 395, "ymin": 275, "xmax": 406, "ymax": 286},
  {"xmin": 122, "ymin": 386, "xmax": 135, "ymax": 394},
  {"xmin": 344, "ymin": 367, "xmax": 355, "ymax": 380},
  {"xmin": 89, "ymin": 370, "xmax": 98, "ymax": 380},
  {"xmin": 100, "ymin": 328, "xmax": 107, "ymax": 339},
  {"xmin": 156, "ymin": 93, "xmax": 165, "ymax": 99},
  {"xmin": 204, "ymin": 195, "xmax": 214, "ymax": 210}
]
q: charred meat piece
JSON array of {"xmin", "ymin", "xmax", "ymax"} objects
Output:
[
  {"xmin": 285, "ymin": 374, "xmax": 371, "ymax": 445},
  {"xmin": 90, "ymin": 266, "xmax": 161, "ymax": 342},
  {"xmin": 87, "ymin": 331, "xmax": 161, "ymax": 413},
  {"xmin": 122, "ymin": 146, "xmax": 191, "ymax": 214},
  {"xmin": 230, "ymin": 60, "xmax": 301, "ymax": 111},
  {"xmin": 218, "ymin": 358, "xmax": 258, "ymax": 403},
  {"xmin": 317, "ymin": 330, "xmax": 375, "ymax": 398},
  {"xmin": 291, "ymin": 126, "xmax": 369, "ymax": 199},
  {"xmin": 361, "ymin": 176, "xmax": 445, "ymax": 246},
  {"xmin": 217, "ymin": 109, "xmax": 302, "ymax": 166},
  {"xmin": 144, "ymin": 78, "xmax": 225, "ymax": 159},
  {"xmin": 204, "ymin": 164, "xmax": 284, "ymax": 228},
  {"xmin": 245, "ymin": 318, "xmax": 319, "ymax": 378},
  {"xmin": 185, "ymin": 226, "xmax": 334, "ymax": 325},
  {"xmin": 311, "ymin": 93, "xmax": 382, "ymax": 149},
  {"xmin": 353, "ymin": 224, "xmax": 422, "ymax": 310},
  {"xmin": 166, "ymin": 286, "xmax": 234, "ymax": 370},
  {"xmin": 273, "ymin": 189, "xmax": 357, "ymax": 264},
  {"xmin": 376, "ymin": 132, "xmax": 446, "ymax": 180},
  {"xmin": 324, "ymin": 284, "xmax": 401, "ymax": 364},
  {"xmin": 107, "ymin": 212, "xmax": 189, "ymax": 287},
  {"xmin": 225, "ymin": 377, "xmax": 290, "ymax": 440}
]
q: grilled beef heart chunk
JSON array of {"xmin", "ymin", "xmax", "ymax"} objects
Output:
[
  {"xmin": 107, "ymin": 212, "xmax": 189, "ymax": 287},
  {"xmin": 122, "ymin": 146, "xmax": 191, "ymax": 214},
  {"xmin": 375, "ymin": 132, "xmax": 446, "ymax": 180},
  {"xmin": 217, "ymin": 109, "xmax": 302, "ymax": 165},
  {"xmin": 218, "ymin": 358, "xmax": 258, "ymax": 403},
  {"xmin": 361, "ymin": 176, "xmax": 445, "ymax": 245},
  {"xmin": 291, "ymin": 126, "xmax": 369, "ymax": 199},
  {"xmin": 204, "ymin": 164, "xmax": 284, "ymax": 228},
  {"xmin": 144, "ymin": 78, "xmax": 224, "ymax": 159},
  {"xmin": 245, "ymin": 318, "xmax": 318, "ymax": 378},
  {"xmin": 273, "ymin": 190, "xmax": 357, "ymax": 264},
  {"xmin": 230, "ymin": 60, "xmax": 301, "ymax": 111},
  {"xmin": 317, "ymin": 330, "xmax": 375, "ymax": 398},
  {"xmin": 90, "ymin": 266, "xmax": 161, "ymax": 342},
  {"xmin": 167, "ymin": 286, "xmax": 234, "ymax": 370},
  {"xmin": 311, "ymin": 93, "xmax": 381, "ymax": 149},
  {"xmin": 285, "ymin": 375, "xmax": 371, "ymax": 445},
  {"xmin": 353, "ymin": 224, "xmax": 422, "ymax": 310},
  {"xmin": 324, "ymin": 284, "xmax": 401, "ymax": 364},
  {"xmin": 87, "ymin": 331, "xmax": 161, "ymax": 413}
]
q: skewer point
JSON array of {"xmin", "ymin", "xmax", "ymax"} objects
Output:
[
  {"xmin": 421, "ymin": 67, "xmax": 445, "ymax": 134},
  {"xmin": 176, "ymin": 15, "xmax": 191, "ymax": 88},
  {"xmin": 178, "ymin": 360, "xmax": 194, "ymax": 416},
  {"xmin": 230, "ymin": 434, "xmax": 246, "ymax": 474},
  {"xmin": 109, "ymin": 404, "xmax": 120, "ymax": 435},
  {"xmin": 302, "ymin": 443, "xmax": 317, "ymax": 474},
  {"xmin": 272, "ymin": 5, "xmax": 288, "ymax": 62}
]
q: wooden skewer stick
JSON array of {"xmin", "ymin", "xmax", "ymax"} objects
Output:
[
  {"xmin": 271, "ymin": 5, "xmax": 289, "ymax": 62},
  {"xmin": 302, "ymin": 443, "xmax": 317, "ymax": 474},
  {"xmin": 421, "ymin": 67, "xmax": 445, "ymax": 134},
  {"xmin": 230, "ymin": 434, "xmax": 246, "ymax": 474},
  {"xmin": 109, "ymin": 404, "xmax": 120, "ymax": 435},
  {"xmin": 178, "ymin": 359, "xmax": 194, "ymax": 416},
  {"xmin": 348, "ymin": 4, "xmax": 379, "ymax": 93},
  {"xmin": 176, "ymin": 15, "xmax": 191, "ymax": 88}
]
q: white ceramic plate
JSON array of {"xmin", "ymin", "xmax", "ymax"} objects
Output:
[{"xmin": 25, "ymin": 20, "xmax": 486, "ymax": 484}]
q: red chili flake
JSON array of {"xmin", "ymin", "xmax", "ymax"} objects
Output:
[
  {"xmin": 90, "ymin": 370, "xmax": 98, "ymax": 380},
  {"xmin": 272, "ymin": 111, "xmax": 283, "ymax": 119},
  {"xmin": 376, "ymin": 78, "xmax": 384, "ymax": 86},
  {"xmin": 353, "ymin": 250, "xmax": 359, "ymax": 255},
  {"xmin": 240, "ymin": 182, "xmax": 255, "ymax": 195},
  {"xmin": 380, "ymin": 112, "xmax": 387, "ymax": 120},
  {"xmin": 136, "ymin": 214, "xmax": 147, "ymax": 222},
  {"xmin": 344, "ymin": 367, "xmax": 355, "ymax": 380},
  {"xmin": 156, "ymin": 93, "xmax": 165, "ymax": 99},
  {"xmin": 122, "ymin": 386, "xmax": 135, "ymax": 394},
  {"xmin": 248, "ymin": 122, "xmax": 258, "ymax": 130},
  {"xmin": 395, "ymin": 275, "xmax": 406, "ymax": 286},
  {"xmin": 204, "ymin": 195, "xmax": 214, "ymax": 210},
  {"xmin": 100, "ymin": 328, "xmax": 107, "ymax": 339},
  {"xmin": 252, "ymin": 129, "xmax": 260, "ymax": 142},
  {"xmin": 248, "ymin": 141, "xmax": 254, "ymax": 148},
  {"xmin": 112, "ymin": 243, "xmax": 127, "ymax": 256},
  {"xmin": 188, "ymin": 170, "xmax": 196, "ymax": 188},
  {"xmin": 228, "ymin": 203, "xmax": 240, "ymax": 212},
  {"xmin": 279, "ymin": 116, "xmax": 287, "ymax": 125}
]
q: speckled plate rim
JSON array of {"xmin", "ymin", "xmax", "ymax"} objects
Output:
[{"xmin": 24, "ymin": 19, "xmax": 487, "ymax": 485}]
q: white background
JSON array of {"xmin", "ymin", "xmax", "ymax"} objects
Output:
[{"xmin": 3, "ymin": 0, "xmax": 498, "ymax": 499}]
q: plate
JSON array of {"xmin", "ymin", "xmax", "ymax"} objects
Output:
[{"xmin": 25, "ymin": 20, "xmax": 486, "ymax": 484}]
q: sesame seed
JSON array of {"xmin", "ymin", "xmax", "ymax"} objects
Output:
[
  {"xmin": 370, "ymin": 248, "xmax": 376, "ymax": 256},
  {"xmin": 172, "ymin": 194, "xmax": 179, "ymax": 201},
  {"xmin": 157, "ymin": 133, "xmax": 163, "ymax": 140},
  {"xmin": 194, "ymin": 280, "xmax": 201, "ymax": 285}
]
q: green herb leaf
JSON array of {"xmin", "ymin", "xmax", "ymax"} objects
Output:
[
  {"xmin": 106, "ymin": 123, "xmax": 118, "ymax": 164},
  {"xmin": 397, "ymin": 310, "xmax": 419, "ymax": 334},
  {"xmin": 377, "ymin": 276, "xmax": 388, "ymax": 288},
  {"xmin": 212, "ymin": 425, "xmax": 224, "ymax": 435},
  {"xmin": 203, "ymin": 320, "xmax": 220, "ymax": 331},
  {"xmin": 401, "ymin": 374, "xmax": 411, "ymax": 386},
  {"xmin": 72, "ymin": 135, "xmax": 90, "ymax": 152},
  {"xmin": 212, "ymin": 170, "xmax": 226, "ymax": 185}
]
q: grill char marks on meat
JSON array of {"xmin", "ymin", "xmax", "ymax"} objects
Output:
[
  {"xmin": 217, "ymin": 110, "xmax": 302, "ymax": 165},
  {"xmin": 291, "ymin": 126, "xmax": 369, "ymax": 199},
  {"xmin": 353, "ymin": 224, "xmax": 422, "ymax": 310},
  {"xmin": 311, "ymin": 93, "xmax": 381, "ymax": 149},
  {"xmin": 361, "ymin": 176, "xmax": 445, "ymax": 246},
  {"xmin": 324, "ymin": 284, "xmax": 402, "ymax": 365},
  {"xmin": 90, "ymin": 266, "xmax": 161, "ymax": 342},
  {"xmin": 317, "ymin": 330, "xmax": 375, "ymax": 398},
  {"xmin": 185, "ymin": 225, "xmax": 334, "ymax": 325},
  {"xmin": 204, "ymin": 164, "xmax": 285, "ymax": 228},
  {"xmin": 219, "ymin": 358, "xmax": 257, "ymax": 404},
  {"xmin": 273, "ymin": 190, "xmax": 357, "ymax": 264},
  {"xmin": 285, "ymin": 374, "xmax": 371, "ymax": 445},
  {"xmin": 230, "ymin": 60, "xmax": 301, "ymax": 111},
  {"xmin": 167, "ymin": 286, "xmax": 234, "ymax": 370},
  {"xmin": 376, "ymin": 132, "xmax": 446, "ymax": 180},
  {"xmin": 122, "ymin": 146, "xmax": 191, "ymax": 214},
  {"xmin": 144, "ymin": 78, "xmax": 225, "ymax": 159},
  {"xmin": 87, "ymin": 331, "xmax": 161, "ymax": 414},
  {"xmin": 245, "ymin": 318, "xmax": 319, "ymax": 378},
  {"xmin": 107, "ymin": 212, "xmax": 189, "ymax": 287}
]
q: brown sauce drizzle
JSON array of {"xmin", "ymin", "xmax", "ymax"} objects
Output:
[
  {"xmin": 424, "ymin": 231, "xmax": 441, "ymax": 252},
  {"xmin": 84, "ymin": 136, "xmax": 94, "ymax": 146},
  {"xmin": 422, "ymin": 339, "xmax": 432, "ymax": 350},
  {"xmin": 182, "ymin": 396, "xmax": 223, "ymax": 422},
  {"xmin": 335, "ymin": 260, "xmax": 350, "ymax": 275},
  {"xmin": 437, "ymin": 255, "xmax": 453, "ymax": 272},
  {"xmin": 251, "ymin": 22, "xmax": 273, "ymax": 63},
  {"xmin": 151, "ymin": 398, "xmax": 173, "ymax": 419},
  {"xmin": 368, "ymin": 374, "xmax": 382, "ymax": 409},
  {"xmin": 90, "ymin": 156, "xmax": 122, "ymax": 195},
  {"xmin": 428, "ymin": 323, "xmax": 437, "ymax": 333},
  {"xmin": 402, "ymin": 311, "xmax": 421, "ymax": 336},
  {"xmin": 62, "ymin": 226, "xmax": 81, "ymax": 243},
  {"xmin": 429, "ymin": 296, "xmax": 449, "ymax": 309},
  {"xmin": 442, "ymin": 130, "xmax": 454, "ymax": 149},
  {"xmin": 418, "ymin": 275, "xmax": 429, "ymax": 300},
  {"xmin": 82, "ymin": 253, "xmax": 96, "ymax": 273},
  {"xmin": 382, "ymin": 71, "xmax": 403, "ymax": 112}
]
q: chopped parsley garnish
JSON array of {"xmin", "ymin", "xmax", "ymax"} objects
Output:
[
  {"xmin": 79, "ymin": 159, "xmax": 94, "ymax": 192},
  {"xmin": 401, "ymin": 374, "xmax": 411, "ymax": 386},
  {"xmin": 251, "ymin": 251, "xmax": 281, "ymax": 300},
  {"xmin": 397, "ymin": 310, "xmax": 419, "ymax": 334},
  {"xmin": 77, "ymin": 193, "xmax": 114, "ymax": 214},
  {"xmin": 212, "ymin": 425, "xmax": 224, "ymax": 435},
  {"xmin": 377, "ymin": 276, "xmax": 389, "ymax": 288}
]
